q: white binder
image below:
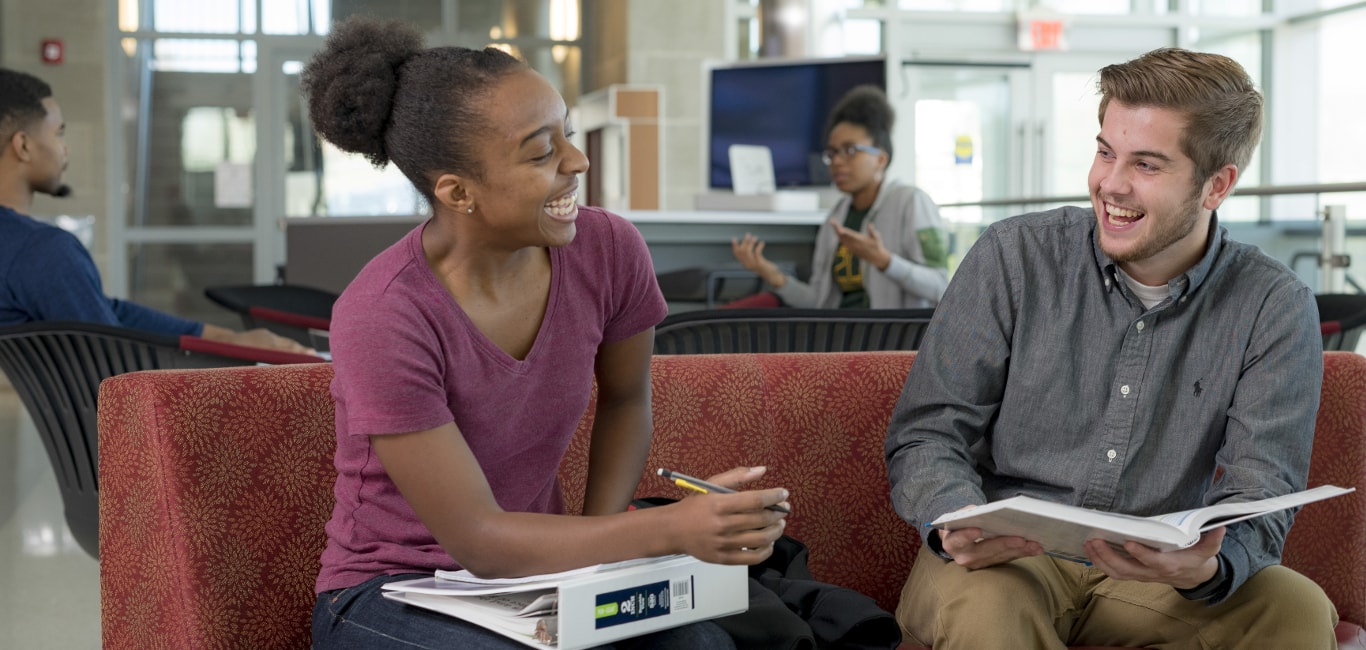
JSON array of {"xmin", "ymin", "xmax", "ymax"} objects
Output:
[{"xmin": 382, "ymin": 555, "xmax": 748, "ymax": 649}]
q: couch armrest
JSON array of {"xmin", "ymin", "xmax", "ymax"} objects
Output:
[
  {"xmin": 1283, "ymin": 351, "xmax": 1366, "ymax": 630},
  {"xmin": 99, "ymin": 363, "xmax": 338, "ymax": 650}
]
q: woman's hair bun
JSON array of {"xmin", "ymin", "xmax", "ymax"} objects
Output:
[{"xmin": 301, "ymin": 18, "xmax": 424, "ymax": 166}]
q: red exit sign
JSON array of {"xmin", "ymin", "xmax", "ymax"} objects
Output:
[{"xmin": 1018, "ymin": 12, "xmax": 1069, "ymax": 51}]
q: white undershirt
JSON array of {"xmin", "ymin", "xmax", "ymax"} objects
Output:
[{"xmin": 1117, "ymin": 269, "xmax": 1170, "ymax": 309}]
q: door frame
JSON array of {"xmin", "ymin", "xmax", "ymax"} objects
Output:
[{"xmin": 254, "ymin": 38, "xmax": 326, "ymax": 283}]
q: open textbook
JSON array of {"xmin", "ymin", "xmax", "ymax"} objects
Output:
[
  {"xmin": 382, "ymin": 554, "xmax": 746, "ymax": 649},
  {"xmin": 929, "ymin": 484, "xmax": 1355, "ymax": 563}
]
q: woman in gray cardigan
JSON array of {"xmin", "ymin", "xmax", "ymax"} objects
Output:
[{"xmin": 732, "ymin": 86, "xmax": 949, "ymax": 309}]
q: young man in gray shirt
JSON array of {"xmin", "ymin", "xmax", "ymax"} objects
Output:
[{"xmin": 885, "ymin": 47, "xmax": 1336, "ymax": 648}]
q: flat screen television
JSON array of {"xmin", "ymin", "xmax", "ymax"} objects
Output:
[{"xmin": 706, "ymin": 56, "xmax": 886, "ymax": 189}]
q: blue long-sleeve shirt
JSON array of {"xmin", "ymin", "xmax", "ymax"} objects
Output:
[{"xmin": 0, "ymin": 206, "xmax": 202, "ymax": 336}]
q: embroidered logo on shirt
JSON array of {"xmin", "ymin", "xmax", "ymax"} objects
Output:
[{"xmin": 1193, "ymin": 380, "xmax": 1203, "ymax": 397}]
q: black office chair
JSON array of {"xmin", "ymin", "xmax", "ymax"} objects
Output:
[
  {"xmin": 204, "ymin": 284, "xmax": 337, "ymax": 350},
  {"xmin": 1316, "ymin": 293, "xmax": 1366, "ymax": 352},
  {"xmin": 655, "ymin": 263, "xmax": 799, "ymax": 309},
  {"xmin": 0, "ymin": 321, "xmax": 322, "ymax": 558},
  {"xmin": 653, "ymin": 308, "xmax": 935, "ymax": 354}
]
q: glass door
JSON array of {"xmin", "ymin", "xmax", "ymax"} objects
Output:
[
  {"xmin": 1030, "ymin": 54, "xmax": 1121, "ymax": 207},
  {"xmin": 254, "ymin": 41, "xmax": 428, "ymax": 282},
  {"xmin": 110, "ymin": 37, "xmax": 271, "ymax": 326},
  {"xmin": 898, "ymin": 62, "xmax": 1032, "ymax": 227},
  {"xmin": 893, "ymin": 61, "xmax": 1033, "ymax": 270}
]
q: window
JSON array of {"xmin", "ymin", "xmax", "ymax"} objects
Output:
[
  {"xmin": 180, "ymin": 107, "xmax": 255, "ymax": 171},
  {"xmin": 1318, "ymin": 8, "xmax": 1366, "ymax": 219},
  {"xmin": 1194, "ymin": 31, "xmax": 1263, "ymax": 221},
  {"xmin": 1039, "ymin": 0, "xmax": 1131, "ymax": 14},
  {"xmin": 896, "ymin": 0, "xmax": 1011, "ymax": 10}
]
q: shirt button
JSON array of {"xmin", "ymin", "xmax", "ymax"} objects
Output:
[
  {"xmin": 1107, "ymin": 449, "xmax": 1117, "ymax": 461},
  {"xmin": 1136, "ymin": 321, "xmax": 1145, "ymax": 332},
  {"xmin": 1120, "ymin": 385, "xmax": 1130, "ymax": 396}
]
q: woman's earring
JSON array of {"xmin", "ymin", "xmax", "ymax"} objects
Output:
[{"xmin": 467, "ymin": 206, "xmax": 474, "ymax": 214}]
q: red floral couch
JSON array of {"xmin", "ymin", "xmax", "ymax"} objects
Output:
[{"xmin": 98, "ymin": 352, "xmax": 1366, "ymax": 649}]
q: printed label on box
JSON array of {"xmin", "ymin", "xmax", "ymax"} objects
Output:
[
  {"xmin": 670, "ymin": 576, "xmax": 693, "ymax": 612},
  {"xmin": 594, "ymin": 580, "xmax": 671, "ymax": 629}
]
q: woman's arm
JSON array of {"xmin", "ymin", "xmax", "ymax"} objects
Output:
[
  {"xmin": 372, "ymin": 421, "xmax": 788, "ymax": 578},
  {"xmin": 581, "ymin": 328, "xmax": 655, "ymax": 516},
  {"xmin": 878, "ymin": 189, "xmax": 950, "ymax": 301}
]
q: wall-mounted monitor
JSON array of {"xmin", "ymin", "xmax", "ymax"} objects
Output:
[{"xmin": 705, "ymin": 56, "xmax": 886, "ymax": 190}]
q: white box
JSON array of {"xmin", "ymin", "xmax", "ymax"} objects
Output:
[{"xmin": 694, "ymin": 190, "xmax": 821, "ymax": 212}]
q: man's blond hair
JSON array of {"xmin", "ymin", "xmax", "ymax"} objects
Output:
[{"xmin": 1098, "ymin": 47, "xmax": 1262, "ymax": 186}]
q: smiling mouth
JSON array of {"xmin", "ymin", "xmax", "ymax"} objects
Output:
[
  {"xmin": 545, "ymin": 192, "xmax": 577, "ymax": 217},
  {"xmin": 1105, "ymin": 202, "xmax": 1145, "ymax": 226}
]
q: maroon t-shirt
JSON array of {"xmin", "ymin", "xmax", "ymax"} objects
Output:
[{"xmin": 316, "ymin": 207, "xmax": 667, "ymax": 593}]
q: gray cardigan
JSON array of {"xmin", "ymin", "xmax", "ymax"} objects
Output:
[{"xmin": 773, "ymin": 179, "xmax": 949, "ymax": 309}]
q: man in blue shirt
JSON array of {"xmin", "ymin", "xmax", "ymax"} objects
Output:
[
  {"xmin": 885, "ymin": 48, "xmax": 1336, "ymax": 648},
  {"xmin": 0, "ymin": 67, "xmax": 310, "ymax": 354}
]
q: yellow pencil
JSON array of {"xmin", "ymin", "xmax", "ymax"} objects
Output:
[{"xmin": 656, "ymin": 468, "xmax": 790, "ymax": 513}]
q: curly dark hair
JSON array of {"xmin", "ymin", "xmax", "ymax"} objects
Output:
[
  {"xmin": 0, "ymin": 68, "xmax": 53, "ymax": 144},
  {"xmin": 300, "ymin": 17, "xmax": 526, "ymax": 203},
  {"xmin": 825, "ymin": 84, "xmax": 895, "ymax": 165}
]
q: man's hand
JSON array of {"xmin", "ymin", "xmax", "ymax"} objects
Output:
[
  {"xmin": 938, "ymin": 505, "xmax": 1044, "ymax": 569},
  {"xmin": 829, "ymin": 220, "xmax": 892, "ymax": 271},
  {"xmin": 940, "ymin": 527, "xmax": 1046, "ymax": 569},
  {"xmin": 1083, "ymin": 526, "xmax": 1225, "ymax": 589},
  {"xmin": 202, "ymin": 323, "xmax": 317, "ymax": 356}
]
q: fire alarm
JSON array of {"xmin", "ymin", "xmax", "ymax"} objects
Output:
[{"xmin": 41, "ymin": 39, "xmax": 63, "ymax": 65}]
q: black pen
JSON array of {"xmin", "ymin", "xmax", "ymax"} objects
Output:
[{"xmin": 657, "ymin": 468, "xmax": 790, "ymax": 514}]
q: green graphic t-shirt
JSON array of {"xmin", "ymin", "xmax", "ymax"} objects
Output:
[{"xmin": 833, "ymin": 206, "xmax": 871, "ymax": 309}]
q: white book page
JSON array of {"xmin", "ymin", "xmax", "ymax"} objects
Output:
[
  {"xmin": 383, "ymin": 591, "xmax": 551, "ymax": 643},
  {"xmin": 1150, "ymin": 485, "xmax": 1355, "ymax": 534},
  {"xmin": 435, "ymin": 554, "xmax": 686, "ymax": 587},
  {"xmin": 931, "ymin": 485, "xmax": 1355, "ymax": 559},
  {"xmin": 931, "ymin": 496, "xmax": 1191, "ymax": 556},
  {"xmin": 383, "ymin": 577, "xmax": 558, "ymax": 597}
]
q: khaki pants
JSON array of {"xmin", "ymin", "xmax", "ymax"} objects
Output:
[{"xmin": 896, "ymin": 550, "xmax": 1338, "ymax": 650}]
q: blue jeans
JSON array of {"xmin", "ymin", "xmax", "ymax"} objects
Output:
[{"xmin": 313, "ymin": 573, "xmax": 737, "ymax": 649}]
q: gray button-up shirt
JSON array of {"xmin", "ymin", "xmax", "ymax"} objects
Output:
[{"xmin": 885, "ymin": 206, "xmax": 1322, "ymax": 602}]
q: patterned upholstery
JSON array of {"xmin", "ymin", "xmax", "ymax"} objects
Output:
[
  {"xmin": 99, "ymin": 364, "xmax": 337, "ymax": 650},
  {"xmin": 1286, "ymin": 352, "xmax": 1366, "ymax": 636},
  {"xmin": 99, "ymin": 352, "xmax": 1366, "ymax": 649},
  {"xmin": 559, "ymin": 352, "xmax": 920, "ymax": 613}
]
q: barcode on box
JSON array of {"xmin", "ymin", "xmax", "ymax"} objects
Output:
[{"xmin": 670, "ymin": 576, "xmax": 693, "ymax": 611}]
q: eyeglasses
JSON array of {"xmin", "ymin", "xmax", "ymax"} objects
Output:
[{"xmin": 820, "ymin": 143, "xmax": 881, "ymax": 166}]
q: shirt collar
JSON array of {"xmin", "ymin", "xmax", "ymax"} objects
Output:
[{"xmin": 1094, "ymin": 211, "xmax": 1225, "ymax": 303}]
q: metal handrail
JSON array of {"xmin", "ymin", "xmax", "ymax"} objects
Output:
[{"xmin": 938, "ymin": 181, "xmax": 1366, "ymax": 209}]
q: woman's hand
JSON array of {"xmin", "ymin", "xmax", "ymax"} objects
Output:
[
  {"xmin": 668, "ymin": 487, "xmax": 788, "ymax": 565},
  {"xmin": 665, "ymin": 466, "xmax": 789, "ymax": 565},
  {"xmin": 829, "ymin": 220, "xmax": 893, "ymax": 271},
  {"xmin": 731, "ymin": 233, "xmax": 787, "ymax": 288}
]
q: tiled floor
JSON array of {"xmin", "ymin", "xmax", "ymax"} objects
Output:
[{"xmin": 0, "ymin": 386, "xmax": 101, "ymax": 648}]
